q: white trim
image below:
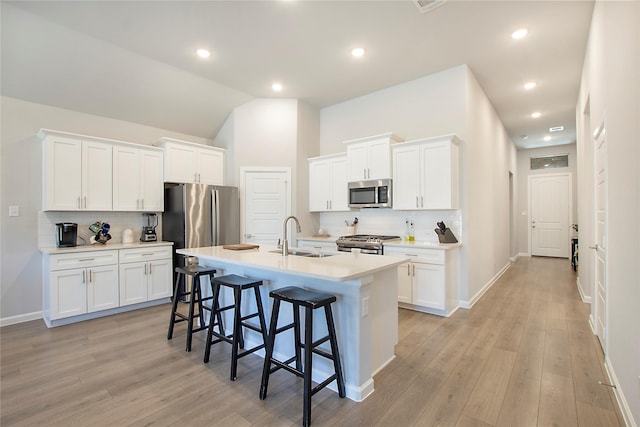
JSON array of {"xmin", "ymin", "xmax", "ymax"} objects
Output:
[
  {"xmin": 0, "ymin": 310, "xmax": 43, "ymax": 327},
  {"xmin": 459, "ymin": 262, "xmax": 510, "ymax": 309},
  {"xmin": 576, "ymin": 276, "xmax": 592, "ymax": 303},
  {"xmin": 519, "ymin": 252, "xmax": 531, "ymax": 257},
  {"xmin": 527, "ymin": 172, "xmax": 573, "ymax": 258},
  {"xmin": 604, "ymin": 356, "xmax": 637, "ymax": 427},
  {"xmin": 509, "ymin": 254, "xmax": 520, "ymax": 262}
]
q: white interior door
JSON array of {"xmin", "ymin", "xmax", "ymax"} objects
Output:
[
  {"xmin": 241, "ymin": 168, "xmax": 291, "ymax": 246},
  {"xmin": 593, "ymin": 121, "xmax": 607, "ymax": 351},
  {"xmin": 530, "ymin": 174, "xmax": 571, "ymax": 257}
]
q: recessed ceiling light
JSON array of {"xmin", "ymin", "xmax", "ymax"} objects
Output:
[
  {"xmin": 196, "ymin": 48, "xmax": 210, "ymax": 58},
  {"xmin": 512, "ymin": 28, "xmax": 528, "ymax": 39},
  {"xmin": 272, "ymin": 82, "xmax": 283, "ymax": 92},
  {"xmin": 524, "ymin": 81, "xmax": 537, "ymax": 90},
  {"xmin": 544, "ymin": 135, "xmax": 552, "ymax": 141},
  {"xmin": 531, "ymin": 112, "xmax": 541, "ymax": 118},
  {"xmin": 549, "ymin": 126, "xmax": 564, "ymax": 132},
  {"xmin": 351, "ymin": 47, "xmax": 365, "ymax": 58}
]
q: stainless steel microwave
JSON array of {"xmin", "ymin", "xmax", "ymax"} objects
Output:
[{"xmin": 348, "ymin": 179, "xmax": 392, "ymax": 208}]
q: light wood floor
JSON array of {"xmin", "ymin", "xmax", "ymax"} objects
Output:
[{"xmin": 1, "ymin": 257, "xmax": 624, "ymax": 426}]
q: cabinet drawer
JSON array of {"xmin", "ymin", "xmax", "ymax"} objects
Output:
[
  {"xmin": 119, "ymin": 246, "xmax": 172, "ymax": 263},
  {"xmin": 49, "ymin": 250, "xmax": 118, "ymax": 271},
  {"xmin": 384, "ymin": 247, "xmax": 444, "ymax": 264}
]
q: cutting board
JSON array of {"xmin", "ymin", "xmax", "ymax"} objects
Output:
[{"xmin": 222, "ymin": 244, "xmax": 260, "ymax": 250}]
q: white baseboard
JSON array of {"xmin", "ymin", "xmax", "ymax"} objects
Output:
[
  {"xmin": 589, "ymin": 314, "xmax": 597, "ymax": 334},
  {"xmin": 604, "ymin": 356, "xmax": 638, "ymax": 427},
  {"xmin": 459, "ymin": 262, "xmax": 511, "ymax": 309},
  {"xmin": 576, "ymin": 276, "xmax": 592, "ymax": 303},
  {"xmin": 519, "ymin": 252, "xmax": 531, "ymax": 257},
  {"xmin": 0, "ymin": 310, "xmax": 43, "ymax": 327},
  {"xmin": 509, "ymin": 254, "xmax": 519, "ymax": 262}
]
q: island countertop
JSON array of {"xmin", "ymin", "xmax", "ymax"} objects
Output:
[{"xmin": 177, "ymin": 245, "xmax": 408, "ymax": 282}]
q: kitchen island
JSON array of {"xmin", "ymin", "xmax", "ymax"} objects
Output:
[{"xmin": 176, "ymin": 245, "xmax": 408, "ymax": 402}]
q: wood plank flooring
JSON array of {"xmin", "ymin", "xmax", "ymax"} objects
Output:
[{"xmin": 0, "ymin": 257, "xmax": 624, "ymax": 426}]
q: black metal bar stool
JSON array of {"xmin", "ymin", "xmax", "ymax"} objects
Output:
[
  {"xmin": 259, "ymin": 286, "xmax": 346, "ymax": 427},
  {"xmin": 203, "ymin": 274, "xmax": 268, "ymax": 381},
  {"xmin": 167, "ymin": 265, "xmax": 221, "ymax": 352}
]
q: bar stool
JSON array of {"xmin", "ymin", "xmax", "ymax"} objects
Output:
[
  {"xmin": 203, "ymin": 274, "xmax": 268, "ymax": 381},
  {"xmin": 259, "ymin": 286, "xmax": 346, "ymax": 427},
  {"xmin": 167, "ymin": 265, "xmax": 221, "ymax": 352}
]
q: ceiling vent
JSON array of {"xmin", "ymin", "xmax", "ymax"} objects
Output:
[{"xmin": 414, "ymin": 0, "xmax": 448, "ymax": 14}]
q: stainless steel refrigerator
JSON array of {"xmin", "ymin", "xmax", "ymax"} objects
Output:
[{"xmin": 163, "ymin": 182, "xmax": 240, "ymax": 275}]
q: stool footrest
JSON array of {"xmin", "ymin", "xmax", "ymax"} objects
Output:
[
  {"xmin": 275, "ymin": 323, "xmax": 295, "ymax": 334},
  {"xmin": 311, "ymin": 335, "xmax": 330, "ymax": 348},
  {"xmin": 237, "ymin": 344, "xmax": 265, "ymax": 359},
  {"xmin": 311, "ymin": 374, "xmax": 338, "ymax": 397},
  {"xmin": 312, "ymin": 347, "xmax": 335, "ymax": 360},
  {"xmin": 241, "ymin": 321, "xmax": 263, "ymax": 333},
  {"xmin": 270, "ymin": 358, "xmax": 304, "ymax": 378}
]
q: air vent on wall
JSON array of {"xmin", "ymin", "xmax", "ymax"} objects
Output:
[{"xmin": 414, "ymin": 0, "xmax": 448, "ymax": 14}]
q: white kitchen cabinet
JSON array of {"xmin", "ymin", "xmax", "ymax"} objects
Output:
[
  {"xmin": 119, "ymin": 246, "xmax": 173, "ymax": 306},
  {"xmin": 45, "ymin": 250, "xmax": 119, "ymax": 321},
  {"xmin": 113, "ymin": 145, "xmax": 164, "ymax": 211},
  {"xmin": 385, "ymin": 245, "xmax": 458, "ymax": 316},
  {"xmin": 392, "ymin": 134, "xmax": 460, "ymax": 210},
  {"xmin": 344, "ymin": 133, "xmax": 403, "ymax": 181},
  {"xmin": 41, "ymin": 130, "xmax": 113, "ymax": 211},
  {"xmin": 308, "ymin": 154, "xmax": 349, "ymax": 212},
  {"xmin": 156, "ymin": 137, "xmax": 225, "ymax": 185}
]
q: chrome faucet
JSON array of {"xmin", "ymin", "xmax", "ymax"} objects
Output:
[{"xmin": 281, "ymin": 215, "xmax": 301, "ymax": 256}]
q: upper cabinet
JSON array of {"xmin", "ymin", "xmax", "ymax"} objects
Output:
[
  {"xmin": 392, "ymin": 134, "xmax": 461, "ymax": 210},
  {"xmin": 113, "ymin": 145, "xmax": 164, "ymax": 212},
  {"xmin": 156, "ymin": 138, "xmax": 225, "ymax": 185},
  {"xmin": 344, "ymin": 133, "xmax": 403, "ymax": 181},
  {"xmin": 308, "ymin": 154, "xmax": 350, "ymax": 212},
  {"xmin": 41, "ymin": 130, "xmax": 113, "ymax": 211}
]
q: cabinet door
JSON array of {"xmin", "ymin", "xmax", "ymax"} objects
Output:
[
  {"xmin": 197, "ymin": 148, "xmax": 224, "ymax": 185},
  {"xmin": 82, "ymin": 140, "xmax": 113, "ymax": 210},
  {"xmin": 147, "ymin": 259, "xmax": 172, "ymax": 300},
  {"xmin": 119, "ymin": 262, "xmax": 147, "ymax": 306},
  {"xmin": 50, "ymin": 268, "xmax": 87, "ymax": 319},
  {"xmin": 309, "ymin": 159, "xmax": 332, "ymax": 211},
  {"xmin": 164, "ymin": 143, "xmax": 196, "ymax": 183},
  {"xmin": 346, "ymin": 143, "xmax": 368, "ymax": 181},
  {"xmin": 330, "ymin": 157, "xmax": 349, "ymax": 211},
  {"xmin": 139, "ymin": 149, "xmax": 164, "ymax": 211},
  {"xmin": 87, "ymin": 265, "xmax": 119, "ymax": 313},
  {"xmin": 113, "ymin": 146, "xmax": 141, "ymax": 211},
  {"xmin": 392, "ymin": 145, "xmax": 421, "ymax": 210},
  {"xmin": 420, "ymin": 141, "xmax": 457, "ymax": 209},
  {"xmin": 43, "ymin": 136, "xmax": 82, "ymax": 210},
  {"xmin": 397, "ymin": 262, "xmax": 413, "ymax": 304},
  {"xmin": 367, "ymin": 139, "xmax": 391, "ymax": 180},
  {"xmin": 412, "ymin": 263, "xmax": 445, "ymax": 309}
]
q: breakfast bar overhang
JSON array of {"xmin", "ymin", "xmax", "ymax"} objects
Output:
[{"xmin": 176, "ymin": 245, "xmax": 408, "ymax": 402}]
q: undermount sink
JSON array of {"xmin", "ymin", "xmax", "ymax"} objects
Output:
[{"xmin": 268, "ymin": 249, "xmax": 336, "ymax": 258}]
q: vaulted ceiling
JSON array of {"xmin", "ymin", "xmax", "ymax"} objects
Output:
[{"xmin": 1, "ymin": 1, "xmax": 594, "ymax": 148}]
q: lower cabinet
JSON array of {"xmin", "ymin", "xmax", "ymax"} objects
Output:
[
  {"xmin": 296, "ymin": 238, "xmax": 338, "ymax": 251},
  {"xmin": 43, "ymin": 244, "xmax": 172, "ymax": 327},
  {"xmin": 119, "ymin": 246, "xmax": 173, "ymax": 306},
  {"xmin": 385, "ymin": 246, "xmax": 458, "ymax": 316}
]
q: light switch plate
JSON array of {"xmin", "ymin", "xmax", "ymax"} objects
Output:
[{"xmin": 9, "ymin": 205, "xmax": 19, "ymax": 217}]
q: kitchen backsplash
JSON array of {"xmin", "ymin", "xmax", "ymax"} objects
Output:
[
  {"xmin": 318, "ymin": 209, "xmax": 462, "ymax": 242},
  {"xmin": 39, "ymin": 211, "xmax": 163, "ymax": 248}
]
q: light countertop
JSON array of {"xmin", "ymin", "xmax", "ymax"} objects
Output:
[
  {"xmin": 177, "ymin": 245, "xmax": 408, "ymax": 282},
  {"xmin": 297, "ymin": 236, "xmax": 460, "ymax": 250},
  {"xmin": 40, "ymin": 241, "xmax": 173, "ymax": 255}
]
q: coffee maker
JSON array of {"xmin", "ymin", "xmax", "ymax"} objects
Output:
[
  {"xmin": 56, "ymin": 223, "xmax": 78, "ymax": 247},
  {"xmin": 140, "ymin": 213, "xmax": 158, "ymax": 242}
]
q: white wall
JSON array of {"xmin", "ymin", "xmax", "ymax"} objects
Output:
[
  {"xmin": 576, "ymin": 1, "xmax": 640, "ymax": 424},
  {"xmin": 318, "ymin": 65, "xmax": 517, "ymax": 306},
  {"xmin": 0, "ymin": 96, "xmax": 215, "ymax": 324},
  {"xmin": 515, "ymin": 144, "xmax": 578, "ymax": 256}
]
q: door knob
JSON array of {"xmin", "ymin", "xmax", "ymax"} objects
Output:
[{"xmin": 589, "ymin": 244, "xmax": 599, "ymax": 250}]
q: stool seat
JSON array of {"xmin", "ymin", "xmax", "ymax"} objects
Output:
[
  {"xmin": 176, "ymin": 265, "xmax": 217, "ymax": 277},
  {"xmin": 269, "ymin": 286, "xmax": 336, "ymax": 308},
  {"xmin": 204, "ymin": 274, "xmax": 268, "ymax": 381}
]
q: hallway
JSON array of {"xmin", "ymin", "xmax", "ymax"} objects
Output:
[{"xmin": 0, "ymin": 257, "xmax": 624, "ymax": 426}]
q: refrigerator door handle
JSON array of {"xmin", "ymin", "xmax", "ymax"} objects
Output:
[{"xmin": 212, "ymin": 189, "xmax": 220, "ymax": 246}]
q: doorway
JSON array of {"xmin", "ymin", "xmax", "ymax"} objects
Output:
[
  {"xmin": 529, "ymin": 173, "xmax": 571, "ymax": 257},
  {"xmin": 240, "ymin": 167, "xmax": 291, "ymax": 246}
]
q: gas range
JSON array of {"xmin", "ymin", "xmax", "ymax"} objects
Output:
[{"xmin": 335, "ymin": 234, "xmax": 401, "ymax": 255}]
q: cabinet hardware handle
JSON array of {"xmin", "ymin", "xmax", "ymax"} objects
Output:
[
  {"xmin": 420, "ymin": 196, "xmax": 424, "ymax": 208},
  {"xmin": 416, "ymin": 196, "xmax": 419, "ymax": 208},
  {"xmin": 82, "ymin": 270, "xmax": 86, "ymax": 284},
  {"xmin": 79, "ymin": 258, "xmax": 95, "ymax": 262},
  {"xmin": 141, "ymin": 253, "xmax": 154, "ymax": 256},
  {"xmin": 77, "ymin": 196, "xmax": 81, "ymax": 209},
  {"xmin": 144, "ymin": 264, "xmax": 147, "ymax": 275},
  {"xmin": 149, "ymin": 263, "xmax": 153, "ymax": 274},
  {"xmin": 83, "ymin": 196, "xmax": 87, "ymax": 208},
  {"xmin": 136, "ymin": 199, "xmax": 140, "ymax": 209},
  {"xmin": 405, "ymin": 254, "xmax": 418, "ymax": 257},
  {"xmin": 89, "ymin": 270, "xmax": 93, "ymax": 283},
  {"xmin": 412, "ymin": 264, "xmax": 416, "ymax": 276},
  {"xmin": 329, "ymin": 200, "xmax": 332, "ymax": 209},
  {"xmin": 407, "ymin": 264, "xmax": 411, "ymax": 276}
]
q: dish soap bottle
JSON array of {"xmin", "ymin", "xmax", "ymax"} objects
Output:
[{"xmin": 408, "ymin": 220, "xmax": 415, "ymax": 241}]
